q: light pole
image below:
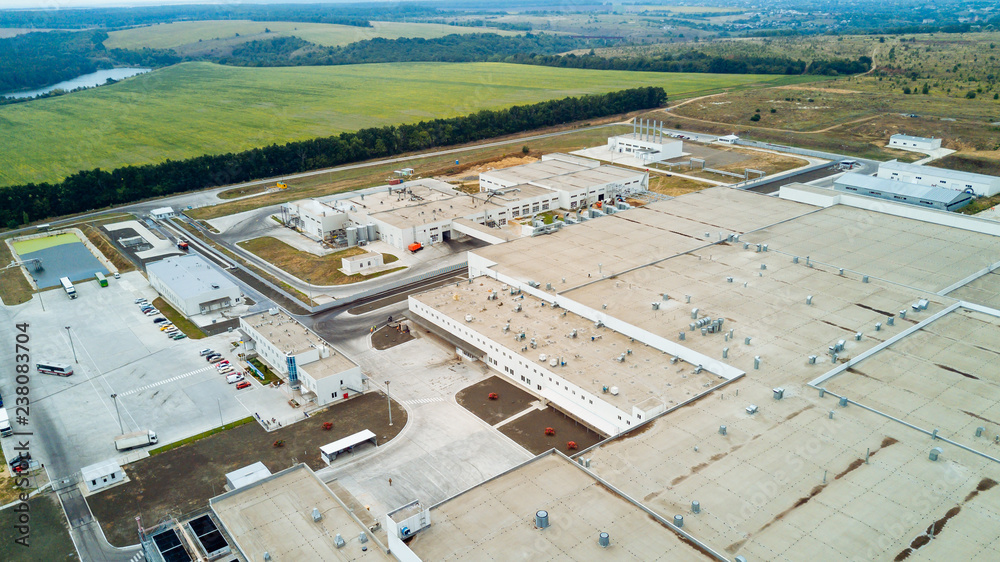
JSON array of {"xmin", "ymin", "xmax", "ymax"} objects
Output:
[
  {"xmin": 111, "ymin": 393, "xmax": 123, "ymax": 434},
  {"xmin": 65, "ymin": 326, "xmax": 78, "ymax": 363},
  {"xmin": 386, "ymin": 381, "xmax": 392, "ymax": 426}
]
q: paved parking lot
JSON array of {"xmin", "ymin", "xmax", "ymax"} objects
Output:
[{"xmin": 0, "ymin": 271, "xmax": 286, "ymax": 479}]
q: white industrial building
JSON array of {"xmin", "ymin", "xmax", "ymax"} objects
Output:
[
  {"xmin": 146, "ymin": 255, "xmax": 242, "ymax": 317},
  {"xmin": 149, "ymin": 207, "xmax": 176, "ymax": 220},
  {"xmin": 479, "ymin": 157, "xmax": 648, "ymax": 209},
  {"xmin": 82, "ymin": 459, "xmax": 124, "ymax": 494},
  {"xmin": 607, "ymin": 133, "xmax": 683, "ymax": 163},
  {"xmin": 239, "ymin": 309, "xmax": 364, "ymax": 407},
  {"xmin": 342, "ymin": 251, "xmax": 384, "ymax": 275},
  {"xmin": 888, "ymin": 134, "xmax": 942, "ymax": 151},
  {"xmin": 877, "ymin": 160, "xmax": 1000, "ymax": 197},
  {"xmin": 834, "ymin": 173, "xmax": 972, "ymax": 211},
  {"xmin": 280, "ymin": 199, "xmax": 347, "ymax": 241}
]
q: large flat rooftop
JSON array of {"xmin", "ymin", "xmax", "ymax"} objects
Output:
[
  {"xmin": 413, "ymin": 277, "xmax": 725, "ymax": 411},
  {"xmin": 480, "ymin": 158, "xmax": 590, "ymax": 185},
  {"xmin": 211, "ymin": 464, "xmax": 388, "ymax": 561},
  {"xmin": 472, "ymin": 187, "xmax": 817, "ymax": 287},
  {"xmin": 406, "ymin": 452, "xmax": 713, "ymax": 561}
]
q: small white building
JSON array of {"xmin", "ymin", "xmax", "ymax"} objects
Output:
[
  {"xmin": 718, "ymin": 134, "xmax": 739, "ymax": 145},
  {"xmin": 82, "ymin": 459, "xmax": 124, "ymax": 493},
  {"xmin": 889, "ymin": 134, "xmax": 942, "ymax": 151},
  {"xmin": 877, "ymin": 160, "xmax": 1000, "ymax": 197},
  {"xmin": 239, "ymin": 310, "xmax": 365, "ymax": 407},
  {"xmin": 149, "ymin": 207, "xmax": 176, "ymax": 220},
  {"xmin": 342, "ymin": 251, "xmax": 384, "ymax": 275},
  {"xmin": 607, "ymin": 133, "xmax": 683, "ymax": 163},
  {"xmin": 147, "ymin": 255, "xmax": 243, "ymax": 316},
  {"xmin": 225, "ymin": 462, "xmax": 272, "ymax": 491}
]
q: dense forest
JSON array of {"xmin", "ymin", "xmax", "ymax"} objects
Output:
[
  {"xmin": 0, "ymin": 87, "xmax": 666, "ymax": 229},
  {"xmin": 0, "ymin": 29, "xmax": 179, "ymax": 95},
  {"xmin": 222, "ymin": 33, "xmax": 588, "ymax": 66},
  {"xmin": 0, "ymin": 31, "xmax": 110, "ymax": 93}
]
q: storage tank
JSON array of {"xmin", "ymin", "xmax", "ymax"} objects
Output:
[
  {"xmin": 366, "ymin": 223, "xmax": 377, "ymax": 242},
  {"xmin": 346, "ymin": 227, "xmax": 358, "ymax": 247},
  {"xmin": 356, "ymin": 225, "xmax": 368, "ymax": 243}
]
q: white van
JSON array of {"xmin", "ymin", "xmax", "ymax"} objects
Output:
[{"xmin": 226, "ymin": 373, "xmax": 245, "ymax": 384}]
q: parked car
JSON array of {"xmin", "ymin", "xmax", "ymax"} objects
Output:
[
  {"xmin": 134, "ymin": 298, "xmax": 147, "ymax": 304},
  {"xmin": 114, "ymin": 272, "xmax": 121, "ymax": 279},
  {"xmin": 199, "ymin": 348, "xmax": 214, "ymax": 356},
  {"xmin": 160, "ymin": 324, "xmax": 174, "ymax": 331},
  {"xmin": 218, "ymin": 366, "xmax": 234, "ymax": 375},
  {"xmin": 8, "ymin": 452, "xmax": 30, "ymax": 466},
  {"xmin": 209, "ymin": 356, "xmax": 224, "ymax": 364},
  {"xmin": 144, "ymin": 310, "xmax": 160, "ymax": 316},
  {"xmin": 236, "ymin": 381, "xmax": 251, "ymax": 390},
  {"xmin": 172, "ymin": 334, "xmax": 187, "ymax": 340},
  {"xmin": 153, "ymin": 317, "xmax": 167, "ymax": 323},
  {"xmin": 216, "ymin": 363, "xmax": 231, "ymax": 370},
  {"xmin": 206, "ymin": 353, "xmax": 221, "ymax": 361},
  {"xmin": 226, "ymin": 373, "xmax": 245, "ymax": 384}
]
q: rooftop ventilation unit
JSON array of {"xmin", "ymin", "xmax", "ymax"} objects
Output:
[
  {"xmin": 312, "ymin": 508, "xmax": 322, "ymax": 522},
  {"xmin": 334, "ymin": 534, "xmax": 345, "ymax": 548},
  {"xmin": 610, "ymin": 386, "xmax": 619, "ymax": 395},
  {"xmin": 691, "ymin": 501, "xmax": 700, "ymax": 514},
  {"xmin": 746, "ymin": 404, "xmax": 758, "ymax": 415},
  {"xmin": 598, "ymin": 532, "xmax": 610, "ymax": 548},
  {"xmin": 535, "ymin": 510, "xmax": 549, "ymax": 529}
]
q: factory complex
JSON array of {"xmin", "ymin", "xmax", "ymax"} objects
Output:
[{"xmin": 399, "ymin": 184, "xmax": 1000, "ymax": 560}]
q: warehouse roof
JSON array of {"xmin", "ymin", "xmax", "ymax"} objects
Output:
[
  {"xmin": 835, "ymin": 173, "xmax": 972, "ymax": 204},
  {"xmin": 880, "ymin": 159, "xmax": 1000, "ymax": 185},
  {"xmin": 146, "ymin": 255, "xmax": 237, "ymax": 299},
  {"xmin": 480, "ymin": 159, "xmax": 591, "ymax": 184},
  {"xmin": 212, "ymin": 464, "xmax": 389, "ymax": 561},
  {"xmin": 533, "ymin": 165, "xmax": 646, "ymax": 193},
  {"xmin": 405, "ymin": 452, "xmax": 713, "ymax": 561},
  {"xmin": 241, "ymin": 310, "xmax": 357, "ymax": 373}
]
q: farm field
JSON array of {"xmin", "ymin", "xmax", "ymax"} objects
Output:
[
  {"xmin": 103, "ymin": 20, "xmax": 519, "ymax": 54},
  {"xmin": 0, "ymin": 61, "xmax": 805, "ymax": 187}
]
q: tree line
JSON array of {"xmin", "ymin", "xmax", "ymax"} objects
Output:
[
  {"xmin": 0, "ymin": 87, "xmax": 666, "ymax": 229},
  {"xmin": 219, "ymin": 32, "xmax": 871, "ymax": 76}
]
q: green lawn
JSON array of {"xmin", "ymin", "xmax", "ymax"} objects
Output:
[
  {"xmin": 103, "ymin": 20, "xmax": 518, "ymax": 52},
  {"xmin": 0, "ymin": 61, "xmax": 796, "ymax": 187}
]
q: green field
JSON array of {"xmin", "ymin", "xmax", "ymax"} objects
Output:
[
  {"xmin": 103, "ymin": 20, "xmax": 518, "ymax": 53},
  {"xmin": 0, "ymin": 61, "xmax": 800, "ymax": 187}
]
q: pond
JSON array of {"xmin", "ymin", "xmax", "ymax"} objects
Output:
[{"xmin": 2, "ymin": 67, "xmax": 151, "ymax": 99}]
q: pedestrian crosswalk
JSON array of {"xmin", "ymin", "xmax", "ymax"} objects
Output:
[
  {"xmin": 119, "ymin": 366, "xmax": 213, "ymax": 396},
  {"xmin": 129, "ymin": 551, "xmax": 145, "ymax": 562},
  {"xmin": 403, "ymin": 397, "xmax": 446, "ymax": 406}
]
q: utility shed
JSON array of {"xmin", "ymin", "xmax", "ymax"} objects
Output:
[
  {"xmin": 834, "ymin": 173, "xmax": 972, "ymax": 211},
  {"xmin": 889, "ymin": 134, "xmax": 942, "ymax": 151},
  {"xmin": 225, "ymin": 461, "xmax": 272, "ymax": 491},
  {"xmin": 82, "ymin": 459, "xmax": 124, "ymax": 493}
]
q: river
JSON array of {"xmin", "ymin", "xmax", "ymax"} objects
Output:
[{"xmin": 2, "ymin": 67, "xmax": 151, "ymax": 99}]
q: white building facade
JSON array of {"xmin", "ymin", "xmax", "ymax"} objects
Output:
[
  {"xmin": 146, "ymin": 255, "xmax": 242, "ymax": 316},
  {"xmin": 877, "ymin": 160, "xmax": 1000, "ymax": 197},
  {"xmin": 888, "ymin": 134, "xmax": 942, "ymax": 151},
  {"xmin": 608, "ymin": 134, "xmax": 683, "ymax": 163}
]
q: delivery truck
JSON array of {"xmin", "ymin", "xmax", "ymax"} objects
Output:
[{"xmin": 114, "ymin": 430, "xmax": 158, "ymax": 451}]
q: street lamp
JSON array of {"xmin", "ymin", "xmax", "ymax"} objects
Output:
[
  {"xmin": 65, "ymin": 326, "xmax": 78, "ymax": 363},
  {"xmin": 111, "ymin": 393, "xmax": 124, "ymax": 435},
  {"xmin": 386, "ymin": 380, "xmax": 392, "ymax": 426}
]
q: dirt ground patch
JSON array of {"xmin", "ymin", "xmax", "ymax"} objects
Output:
[
  {"xmin": 648, "ymin": 174, "xmax": 710, "ymax": 197},
  {"xmin": 456, "ymin": 375, "xmax": 537, "ymax": 426},
  {"xmin": 0, "ymin": 236, "xmax": 34, "ymax": 306},
  {"xmin": 80, "ymin": 223, "xmax": 136, "ymax": 273},
  {"xmin": 238, "ymin": 236, "xmax": 403, "ymax": 286},
  {"xmin": 498, "ymin": 407, "xmax": 604, "ymax": 456},
  {"xmin": 372, "ymin": 322, "xmax": 414, "ymax": 350},
  {"xmin": 0, "ymin": 492, "xmax": 78, "ymax": 562},
  {"xmin": 89, "ymin": 391, "xmax": 407, "ymax": 547}
]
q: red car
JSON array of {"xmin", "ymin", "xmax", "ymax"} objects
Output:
[{"xmin": 236, "ymin": 381, "xmax": 251, "ymax": 390}]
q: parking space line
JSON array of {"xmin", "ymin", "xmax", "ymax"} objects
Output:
[{"xmin": 119, "ymin": 366, "xmax": 214, "ymax": 396}]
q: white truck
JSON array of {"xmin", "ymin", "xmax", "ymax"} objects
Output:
[
  {"xmin": 60, "ymin": 276, "xmax": 77, "ymax": 299},
  {"xmin": 114, "ymin": 430, "xmax": 158, "ymax": 451},
  {"xmin": 0, "ymin": 409, "xmax": 12, "ymax": 437}
]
